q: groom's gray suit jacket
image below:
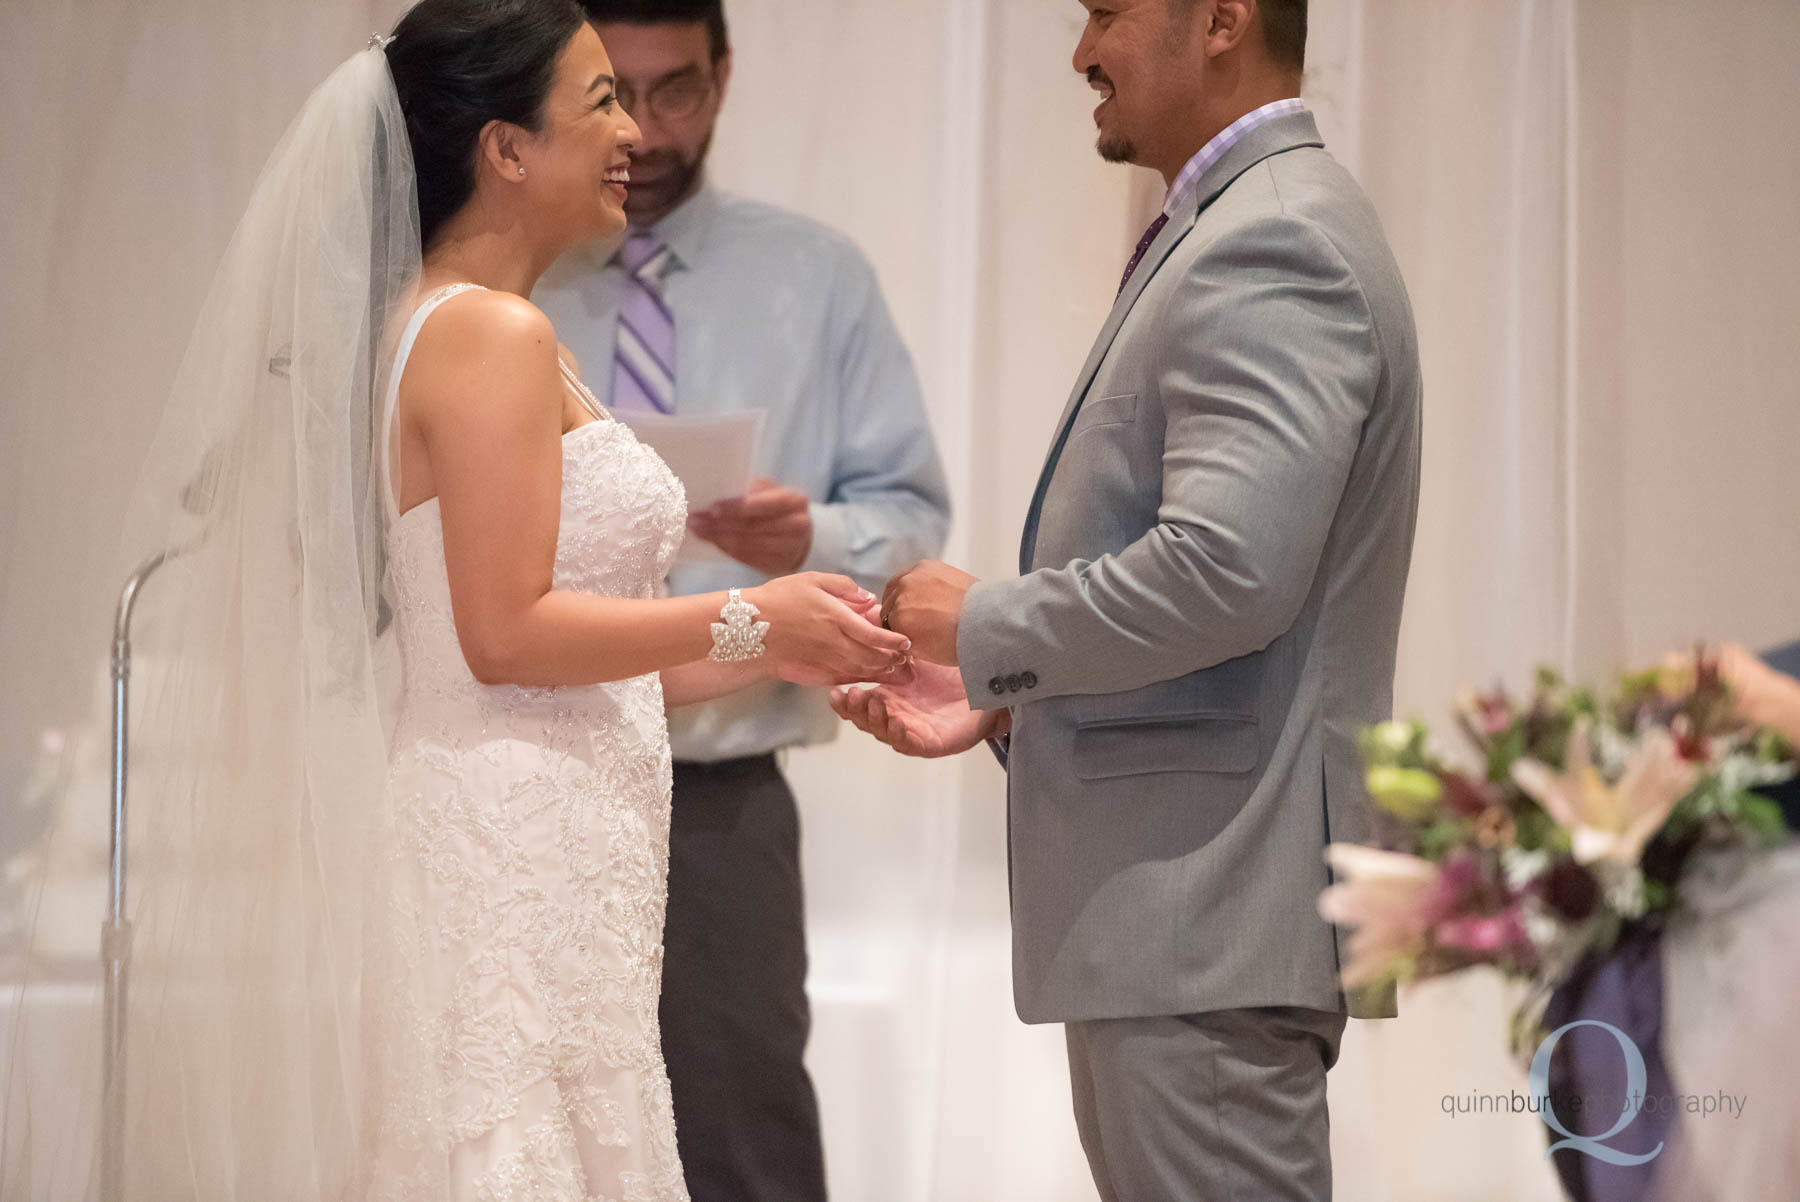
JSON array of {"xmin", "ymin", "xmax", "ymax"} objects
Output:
[{"xmin": 957, "ymin": 112, "xmax": 1420, "ymax": 1024}]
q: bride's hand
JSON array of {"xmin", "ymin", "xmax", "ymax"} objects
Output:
[{"xmin": 745, "ymin": 573, "xmax": 914, "ymax": 686}]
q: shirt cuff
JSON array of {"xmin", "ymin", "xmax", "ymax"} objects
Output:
[{"xmin": 799, "ymin": 501, "xmax": 853, "ymax": 576}]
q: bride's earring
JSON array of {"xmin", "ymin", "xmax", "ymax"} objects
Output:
[{"xmin": 517, "ymin": 167, "xmax": 526, "ymax": 177}]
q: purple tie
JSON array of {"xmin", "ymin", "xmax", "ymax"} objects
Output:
[
  {"xmin": 1118, "ymin": 212, "xmax": 1169, "ymax": 296},
  {"xmin": 611, "ymin": 228, "xmax": 676, "ymax": 414}
]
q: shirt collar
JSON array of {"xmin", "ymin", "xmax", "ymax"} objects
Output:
[
  {"xmin": 623, "ymin": 175, "xmax": 720, "ymax": 271},
  {"xmin": 1163, "ymin": 97, "xmax": 1307, "ymax": 218}
]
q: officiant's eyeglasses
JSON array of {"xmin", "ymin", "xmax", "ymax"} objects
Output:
[{"xmin": 617, "ymin": 71, "xmax": 715, "ymax": 123}]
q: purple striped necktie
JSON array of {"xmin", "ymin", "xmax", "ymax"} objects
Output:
[
  {"xmin": 1118, "ymin": 212, "xmax": 1169, "ymax": 296},
  {"xmin": 611, "ymin": 227, "xmax": 677, "ymax": 414}
]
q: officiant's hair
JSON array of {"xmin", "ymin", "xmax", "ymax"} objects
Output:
[
  {"xmin": 384, "ymin": 0, "xmax": 592, "ymax": 249},
  {"xmin": 580, "ymin": 0, "xmax": 729, "ymax": 64}
]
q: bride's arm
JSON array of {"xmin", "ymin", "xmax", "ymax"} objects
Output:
[
  {"xmin": 660, "ymin": 658, "xmax": 773, "ymax": 708},
  {"xmin": 408, "ymin": 291, "xmax": 907, "ymax": 689}
]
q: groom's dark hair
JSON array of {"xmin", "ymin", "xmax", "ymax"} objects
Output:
[
  {"xmin": 1173, "ymin": 0, "xmax": 1307, "ymax": 73},
  {"xmin": 1259, "ymin": 0, "xmax": 1308, "ymax": 72},
  {"xmin": 580, "ymin": 0, "xmax": 730, "ymax": 63}
]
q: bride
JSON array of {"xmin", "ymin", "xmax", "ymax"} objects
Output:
[{"xmin": 1, "ymin": 1, "xmax": 909, "ymax": 1199}]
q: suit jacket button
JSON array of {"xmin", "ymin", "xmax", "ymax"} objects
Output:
[
  {"xmin": 1006, "ymin": 675, "xmax": 1023, "ymax": 693},
  {"xmin": 1020, "ymin": 671, "xmax": 1038, "ymax": 689},
  {"xmin": 988, "ymin": 677, "xmax": 1007, "ymax": 696}
]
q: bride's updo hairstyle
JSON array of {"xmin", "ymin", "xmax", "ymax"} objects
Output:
[{"xmin": 384, "ymin": 0, "xmax": 590, "ymax": 249}]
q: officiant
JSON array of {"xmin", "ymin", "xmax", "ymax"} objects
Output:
[{"xmin": 534, "ymin": 3, "xmax": 951, "ymax": 1199}]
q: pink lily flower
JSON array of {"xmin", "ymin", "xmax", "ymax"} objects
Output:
[
  {"xmin": 1318, "ymin": 845, "xmax": 1442, "ymax": 988},
  {"xmin": 1511, "ymin": 718, "xmax": 1699, "ymax": 867}
]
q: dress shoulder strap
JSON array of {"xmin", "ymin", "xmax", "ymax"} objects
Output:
[
  {"xmin": 379, "ymin": 283, "xmax": 487, "ymax": 524},
  {"xmin": 559, "ymin": 358, "xmax": 612, "ymax": 425}
]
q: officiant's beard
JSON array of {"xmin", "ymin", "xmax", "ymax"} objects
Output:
[{"xmin": 624, "ymin": 134, "xmax": 713, "ymax": 224}]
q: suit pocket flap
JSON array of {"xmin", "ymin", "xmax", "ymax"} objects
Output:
[
  {"xmin": 1073, "ymin": 712, "xmax": 1259, "ymax": 780},
  {"xmin": 1072, "ymin": 391, "xmax": 1138, "ymax": 431}
]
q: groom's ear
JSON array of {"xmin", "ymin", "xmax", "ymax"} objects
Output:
[{"xmin": 1205, "ymin": 0, "xmax": 1259, "ymax": 57}]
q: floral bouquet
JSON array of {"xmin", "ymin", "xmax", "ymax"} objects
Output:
[{"xmin": 1319, "ymin": 650, "xmax": 1794, "ymax": 1045}]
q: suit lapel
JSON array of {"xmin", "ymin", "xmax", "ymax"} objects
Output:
[
  {"xmin": 1017, "ymin": 112, "xmax": 1327, "ymax": 574},
  {"xmin": 1016, "ymin": 206, "xmax": 1193, "ymax": 572}
]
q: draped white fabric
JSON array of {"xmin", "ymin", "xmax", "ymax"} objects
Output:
[
  {"xmin": 1305, "ymin": 5, "xmax": 1800, "ymax": 1198},
  {"xmin": 4, "ymin": 1, "xmax": 1799, "ymax": 1199}
]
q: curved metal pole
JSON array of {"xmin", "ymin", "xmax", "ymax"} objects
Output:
[{"xmin": 101, "ymin": 549, "xmax": 168, "ymax": 1202}]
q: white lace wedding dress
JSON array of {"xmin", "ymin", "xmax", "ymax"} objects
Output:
[{"xmin": 361, "ymin": 284, "xmax": 691, "ymax": 1202}]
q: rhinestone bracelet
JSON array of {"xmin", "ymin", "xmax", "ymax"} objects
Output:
[{"xmin": 708, "ymin": 588, "xmax": 770, "ymax": 663}]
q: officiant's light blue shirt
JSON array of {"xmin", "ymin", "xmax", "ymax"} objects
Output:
[{"xmin": 535, "ymin": 181, "xmax": 951, "ymax": 762}]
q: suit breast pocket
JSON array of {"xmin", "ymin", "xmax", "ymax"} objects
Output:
[{"xmin": 1070, "ymin": 391, "xmax": 1138, "ymax": 435}]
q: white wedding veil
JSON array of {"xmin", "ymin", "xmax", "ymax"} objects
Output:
[{"xmin": 2, "ymin": 43, "xmax": 418, "ymax": 1199}]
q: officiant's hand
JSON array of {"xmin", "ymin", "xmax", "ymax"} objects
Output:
[
  {"xmin": 687, "ymin": 477, "xmax": 813, "ymax": 575},
  {"xmin": 830, "ymin": 658, "xmax": 1005, "ymax": 758},
  {"xmin": 881, "ymin": 561, "xmax": 976, "ymax": 666}
]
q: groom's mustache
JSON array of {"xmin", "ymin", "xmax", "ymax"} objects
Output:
[{"xmin": 1087, "ymin": 67, "xmax": 1114, "ymax": 92}]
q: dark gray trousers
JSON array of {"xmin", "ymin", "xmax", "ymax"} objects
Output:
[
  {"xmin": 1066, "ymin": 1006, "xmax": 1347, "ymax": 1201},
  {"xmin": 660, "ymin": 755, "xmax": 827, "ymax": 1202}
]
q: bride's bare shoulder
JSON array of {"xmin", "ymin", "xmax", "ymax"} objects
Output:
[
  {"xmin": 403, "ymin": 289, "xmax": 562, "ymax": 428},
  {"xmin": 414, "ymin": 287, "xmax": 557, "ymax": 364}
]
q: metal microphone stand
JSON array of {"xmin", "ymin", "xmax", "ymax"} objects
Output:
[{"xmin": 100, "ymin": 548, "xmax": 175, "ymax": 1202}]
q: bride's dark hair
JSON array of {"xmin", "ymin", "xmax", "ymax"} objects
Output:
[{"xmin": 384, "ymin": 0, "xmax": 590, "ymax": 249}]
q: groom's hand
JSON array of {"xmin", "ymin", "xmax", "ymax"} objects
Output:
[
  {"xmin": 881, "ymin": 561, "xmax": 976, "ymax": 666},
  {"xmin": 830, "ymin": 658, "xmax": 1000, "ymax": 758}
]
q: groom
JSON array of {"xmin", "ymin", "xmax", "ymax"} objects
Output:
[{"xmin": 834, "ymin": 0, "xmax": 1420, "ymax": 1196}]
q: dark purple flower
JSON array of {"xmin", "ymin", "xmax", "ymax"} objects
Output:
[
  {"xmin": 1442, "ymin": 771, "xmax": 1498, "ymax": 819},
  {"xmin": 1539, "ymin": 859, "xmax": 1603, "ymax": 922}
]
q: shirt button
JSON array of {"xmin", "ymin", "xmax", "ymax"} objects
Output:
[
  {"xmin": 1020, "ymin": 671, "xmax": 1038, "ymax": 689},
  {"xmin": 989, "ymin": 677, "xmax": 1007, "ymax": 696}
]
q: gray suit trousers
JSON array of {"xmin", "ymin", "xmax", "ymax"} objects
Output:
[{"xmin": 1065, "ymin": 1007, "xmax": 1347, "ymax": 1201}]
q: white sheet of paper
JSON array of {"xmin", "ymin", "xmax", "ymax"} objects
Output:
[{"xmin": 614, "ymin": 408, "xmax": 766, "ymax": 565}]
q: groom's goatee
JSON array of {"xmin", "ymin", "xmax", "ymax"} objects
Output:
[{"xmin": 1097, "ymin": 136, "xmax": 1136, "ymax": 164}]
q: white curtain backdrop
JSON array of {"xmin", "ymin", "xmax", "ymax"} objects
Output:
[
  {"xmin": 1302, "ymin": 5, "xmax": 1800, "ymax": 1198},
  {"xmin": 4, "ymin": 1, "xmax": 1798, "ymax": 1199}
]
